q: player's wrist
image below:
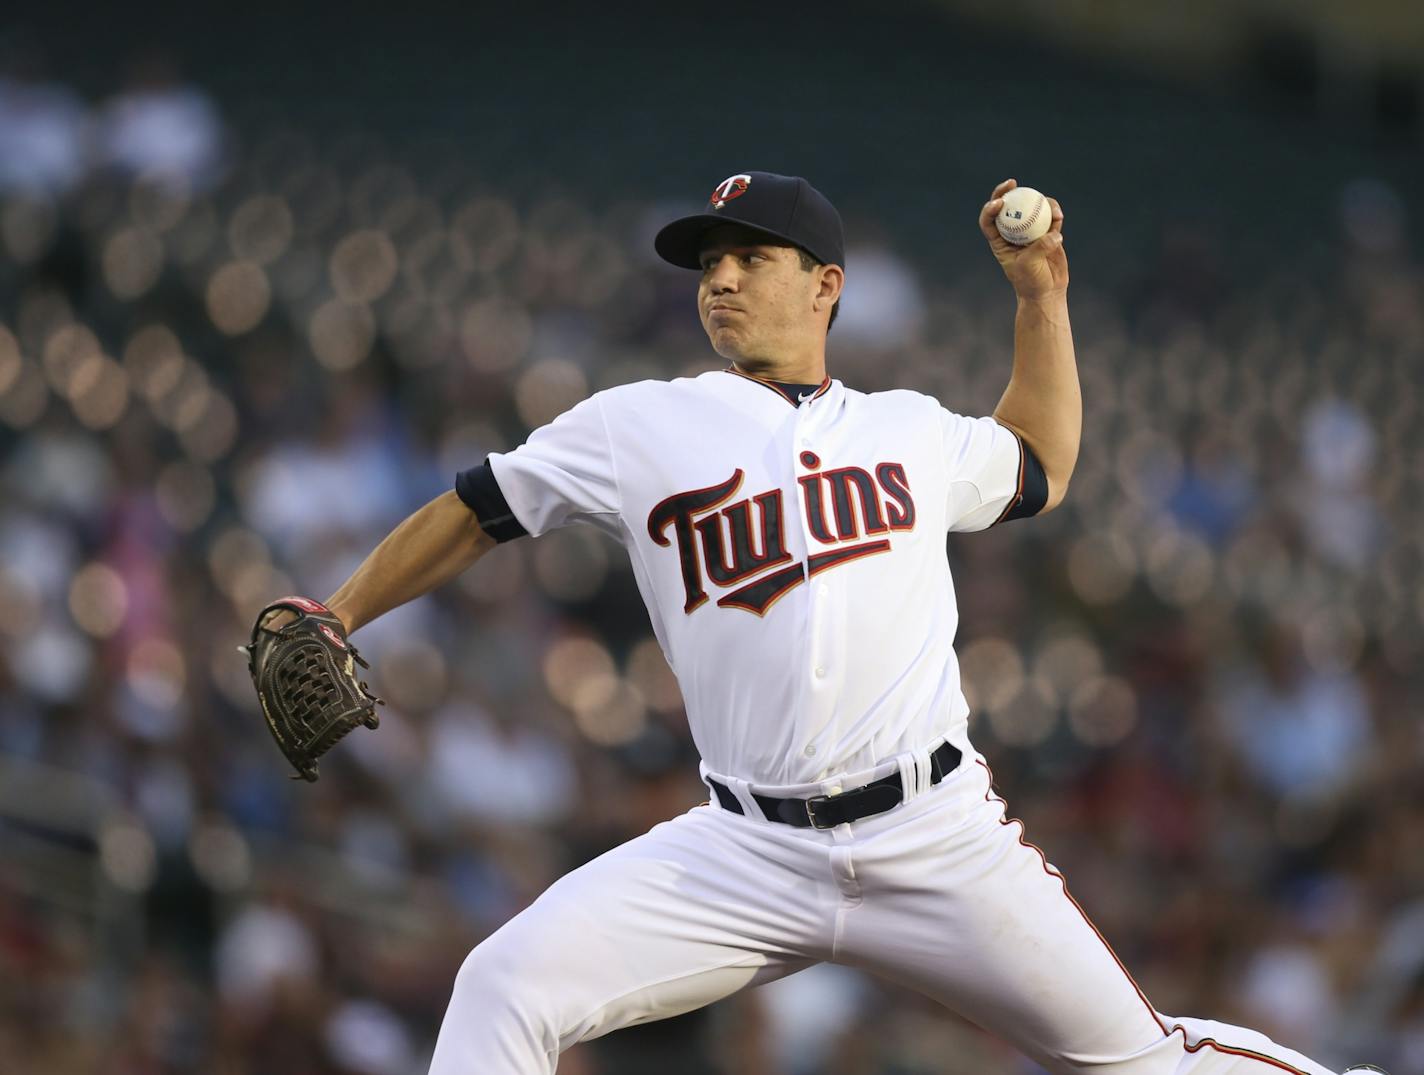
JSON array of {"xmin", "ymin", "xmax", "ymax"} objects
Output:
[
  {"xmin": 324, "ymin": 596, "xmax": 358, "ymax": 635},
  {"xmin": 1014, "ymin": 289, "xmax": 1069, "ymax": 311}
]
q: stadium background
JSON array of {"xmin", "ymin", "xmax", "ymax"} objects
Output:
[{"xmin": 0, "ymin": 2, "xmax": 1421, "ymax": 1072}]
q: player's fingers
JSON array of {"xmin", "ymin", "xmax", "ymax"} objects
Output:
[
  {"xmin": 980, "ymin": 198, "xmax": 1006, "ymax": 241},
  {"xmin": 992, "ymin": 178, "xmax": 1017, "ymax": 199},
  {"xmin": 1048, "ymin": 197, "xmax": 1064, "ymax": 234}
]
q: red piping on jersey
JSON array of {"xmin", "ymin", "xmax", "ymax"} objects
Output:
[
  {"xmin": 990, "ymin": 433, "xmax": 1027, "ymax": 527},
  {"xmin": 724, "ymin": 366, "xmax": 832, "ymax": 407},
  {"xmin": 974, "ymin": 761, "xmax": 1312, "ymax": 1075}
]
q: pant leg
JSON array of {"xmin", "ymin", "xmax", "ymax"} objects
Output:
[
  {"xmin": 427, "ymin": 805, "xmax": 827, "ymax": 1075},
  {"xmin": 834, "ymin": 759, "xmax": 1338, "ymax": 1075}
]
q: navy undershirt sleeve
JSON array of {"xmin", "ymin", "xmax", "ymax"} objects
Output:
[
  {"xmin": 454, "ymin": 459, "xmax": 529, "ymax": 542},
  {"xmin": 1001, "ymin": 440, "xmax": 1050, "ymax": 522}
]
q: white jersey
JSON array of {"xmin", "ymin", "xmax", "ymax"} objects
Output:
[{"xmin": 486, "ymin": 367, "xmax": 1028, "ymax": 788}]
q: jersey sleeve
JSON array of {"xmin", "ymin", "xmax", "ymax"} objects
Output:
[
  {"xmin": 462, "ymin": 394, "xmax": 620, "ymax": 539},
  {"xmin": 938, "ymin": 410, "xmax": 1046, "ymax": 532}
]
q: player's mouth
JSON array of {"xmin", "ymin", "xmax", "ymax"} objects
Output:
[{"xmin": 708, "ymin": 304, "xmax": 742, "ymax": 317}]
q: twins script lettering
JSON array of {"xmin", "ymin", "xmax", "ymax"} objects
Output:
[{"xmin": 647, "ymin": 455, "xmax": 916, "ymax": 616}]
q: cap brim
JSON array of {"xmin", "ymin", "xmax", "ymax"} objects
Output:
[{"xmin": 653, "ymin": 214, "xmax": 813, "ymax": 270}]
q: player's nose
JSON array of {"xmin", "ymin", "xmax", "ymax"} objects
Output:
[{"xmin": 703, "ymin": 254, "xmax": 740, "ymax": 293}]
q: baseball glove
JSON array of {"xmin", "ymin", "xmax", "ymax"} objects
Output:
[{"xmin": 240, "ymin": 596, "xmax": 383, "ymax": 782}]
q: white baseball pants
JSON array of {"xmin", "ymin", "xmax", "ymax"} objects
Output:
[{"xmin": 427, "ymin": 754, "xmax": 1338, "ymax": 1075}]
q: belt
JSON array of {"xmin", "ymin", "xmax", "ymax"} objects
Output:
[{"xmin": 708, "ymin": 741, "xmax": 962, "ymax": 830}]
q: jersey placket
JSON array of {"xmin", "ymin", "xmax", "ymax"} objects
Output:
[{"xmin": 793, "ymin": 394, "xmax": 840, "ymax": 776}]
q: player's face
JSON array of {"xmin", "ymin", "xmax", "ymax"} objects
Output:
[{"xmin": 696, "ymin": 226, "xmax": 822, "ymax": 364}]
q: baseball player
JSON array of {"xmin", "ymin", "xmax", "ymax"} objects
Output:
[{"xmin": 254, "ymin": 173, "xmax": 1384, "ymax": 1074}]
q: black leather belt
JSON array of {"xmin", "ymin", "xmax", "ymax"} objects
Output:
[{"xmin": 708, "ymin": 741, "xmax": 962, "ymax": 829}]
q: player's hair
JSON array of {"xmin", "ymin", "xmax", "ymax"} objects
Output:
[{"xmin": 796, "ymin": 247, "xmax": 840, "ymax": 332}]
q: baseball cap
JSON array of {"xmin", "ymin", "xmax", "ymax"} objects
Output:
[{"xmin": 654, "ymin": 171, "xmax": 845, "ymax": 270}]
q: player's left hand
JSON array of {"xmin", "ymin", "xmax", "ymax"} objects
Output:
[
  {"xmin": 979, "ymin": 179, "xmax": 1068, "ymax": 300},
  {"xmin": 240, "ymin": 596, "xmax": 383, "ymax": 782}
]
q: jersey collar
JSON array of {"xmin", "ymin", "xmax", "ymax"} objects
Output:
[{"xmin": 723, "ymin": 365, "xmax": 833, "ymax": 407}]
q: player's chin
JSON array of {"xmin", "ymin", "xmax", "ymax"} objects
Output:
[{"xmin": 706, "ymin": 326, "xmax": 748, "ymax": 360}]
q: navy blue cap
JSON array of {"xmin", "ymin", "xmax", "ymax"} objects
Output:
[{"xmin": 654, "ymin": 171, "xmax": 845, "ymax": 270}]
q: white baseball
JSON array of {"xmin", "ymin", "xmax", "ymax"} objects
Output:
[{"xmin": 995, "ymin": 186, "xmax": 1051, "ymax": 246}]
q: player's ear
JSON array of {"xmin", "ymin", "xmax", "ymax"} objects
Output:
[{"xmin": 814, "ymin": 264, "xmax": 843, "ymax": 315}]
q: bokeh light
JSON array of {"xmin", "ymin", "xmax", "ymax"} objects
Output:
[
  {"xmin": 178, "ymin": 391, "xmax": 239, "ymax": 462},
  {"xmin": 68, "ymin": 562, "xmax": 129, "ymax": 638},
  {"xmin": 100, "ymin": 819, "xmax": 158, "ymax": 893},
  {"xmin": 987, "ymin": 676, "xmax": 1058, "ymax": 748},
  {"xmin": 168, "ymin": 198, "xmax": 218, "ymax": 265},
  {"xmin": 1143, "ymin": 526, "xmax": 1215, "ymax": 608},
  {"xmin": 572, "ymin": 678, "xmax": 647, "ymax": 746},
  {"xmin": 958, "ymin": 636, "xmax": 1025, "ymax": 717},
  {"xmin": 42, "ymin": 323, "xmax": 103, "ymax": 395},
  {"xmin": 0, "ymin": 356, "xmax": 49, "ymax": 428},
  {"xmin": 330, "ymin": 229, "xmax": 398, "ymax": 303},
  {"xmin": 0, "ymin": 567, "xmax": 44, "ymax": 639},
  {"xmin": 1066, "ymin": 530, "xmax": 1137, "ymax": 605},
  {"xmin": 542, "ymin": 635, "xmax": 615, "ymax": 712},
  {"xmin": 126, "ymin": 638, "xmax": 187, "ymax": 712},
  {"xmin": 208, "ymin": 527, "xmax": 273, "ymax": 601},
  {"xmin": 309, "ymin": 300, "xmax": 375, "ymax": 370},
  {"xmin": 459, "ymin": 296, "xmax": 530, "ymax": 373},
  {"xmin": 155, "ymin": 461, "xmax": 217, "ymax": 533},
  {"xmin": 123, "ymin": 324, "xmax": 186, "ymax": 401},
  {"xmin": 515, "ymin": 358, "xmax": 589, "ymax": 430},
  {"xmin": 0, "ymin": 325, "xmax": 21, "ymax": 395},
  {"xmin": 102, "ymin": 226, "xmax": 165, "ymax": 301},
  {"xmin": 456, "ymin": 543, "xmax": 526, "ymax": 605},
  {"xmin": 151, "ymin": 360, "xmax": 210, "ymax": 431},
  {"xmin": 70, "ymin": 356, "xmax": 130, "ymax": 430},
  {"xmin": 450, "ymin": 197, "xmax": 520, "ymax": 274},
  {"xmin": 626, "ymin": 638, "xmax": 684, "ymax": 713},
  {"xmin": 206, "ymin": 261, "xmax": 272, "ymax": 335},
  {"xmin": 379, "ymin": 641, "xmax": 449, "ymax": 714},
  {"xmin": 17, "ymin": 287, "xmax": 74, "ymax": 353},
  {"xmin": 130, "ymin": 170, "xmax": 193, "ymax": 233},
  {"xmin": 1066, "ymin": 676, "xmax": 1138, "ymax": 747},
  {"xmin": 228, "ymin": 195, "xmax": 294, "ymax": 264},
  {"xmin": 1031, "ymin": 632, "xmax": 1104, "ymax": 697},
  {"xmin": 530, "ymin": 526, "xmax": 609, "ymax": 602},
  {"xmin": 187, "ymin": 821, "xmax": 253, "ymax": 893}
]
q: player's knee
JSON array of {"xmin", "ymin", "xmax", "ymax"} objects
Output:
[{"xmin": 451, "ymin": 937, "xmax": 562, "ymax": 1048}]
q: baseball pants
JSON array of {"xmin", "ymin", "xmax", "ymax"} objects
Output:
[{"xmin": 427, "ymin": 752, "xmax": 1338, "ymax": 1075}]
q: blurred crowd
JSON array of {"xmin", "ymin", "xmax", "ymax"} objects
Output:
[{"xmin": 1, "ymin": 45, "xmax": 1423, "ymax": 1075}]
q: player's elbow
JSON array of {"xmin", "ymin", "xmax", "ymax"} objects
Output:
[{"xmin": 1039, "ymin": 477, "xmax": 1069, "ymax": 514}]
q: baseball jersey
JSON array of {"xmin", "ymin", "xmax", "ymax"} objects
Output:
[{"xmin": 456, "ymin": 368, "xmax": 1043, "ymax": 788}]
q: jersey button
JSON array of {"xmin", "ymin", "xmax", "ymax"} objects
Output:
[
  {"xmin": 804, "ymin": 745, "xmax": 817, "ymax": 757},
  {"xmin": 814, "ymin": 666, "xmax": 827, "ymax": 678}
]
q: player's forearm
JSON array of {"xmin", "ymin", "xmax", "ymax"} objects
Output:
[
  {"xmin": 325, "ymin": 491, "xmax": 496, "ymax": 634},
  {"xmin": 992, "ymin": 293, "xmax": 1080, "ymax": 511}
]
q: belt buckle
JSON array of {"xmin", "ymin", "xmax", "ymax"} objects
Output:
[{"xmin": 803, "ymin": 794, "xmax": 837, "ymax": 829}]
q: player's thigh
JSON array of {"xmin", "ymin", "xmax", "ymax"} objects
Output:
[
  {"xmin": 449, "ymin": 805, "xmax": 824, "ymax": 1048},
  {"xmin": 839, "ymin": 770, "xmax": 1166, "ymax": 1072}
]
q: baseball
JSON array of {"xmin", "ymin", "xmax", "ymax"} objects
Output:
[{"xmin": 995, "ymin": 186, "xmax": 1051, "ymax": 246}]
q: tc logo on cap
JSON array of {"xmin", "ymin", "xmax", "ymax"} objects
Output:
[{"xmin": 710, "ymin": 174, "xmax": 751, "ymax": 209}]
